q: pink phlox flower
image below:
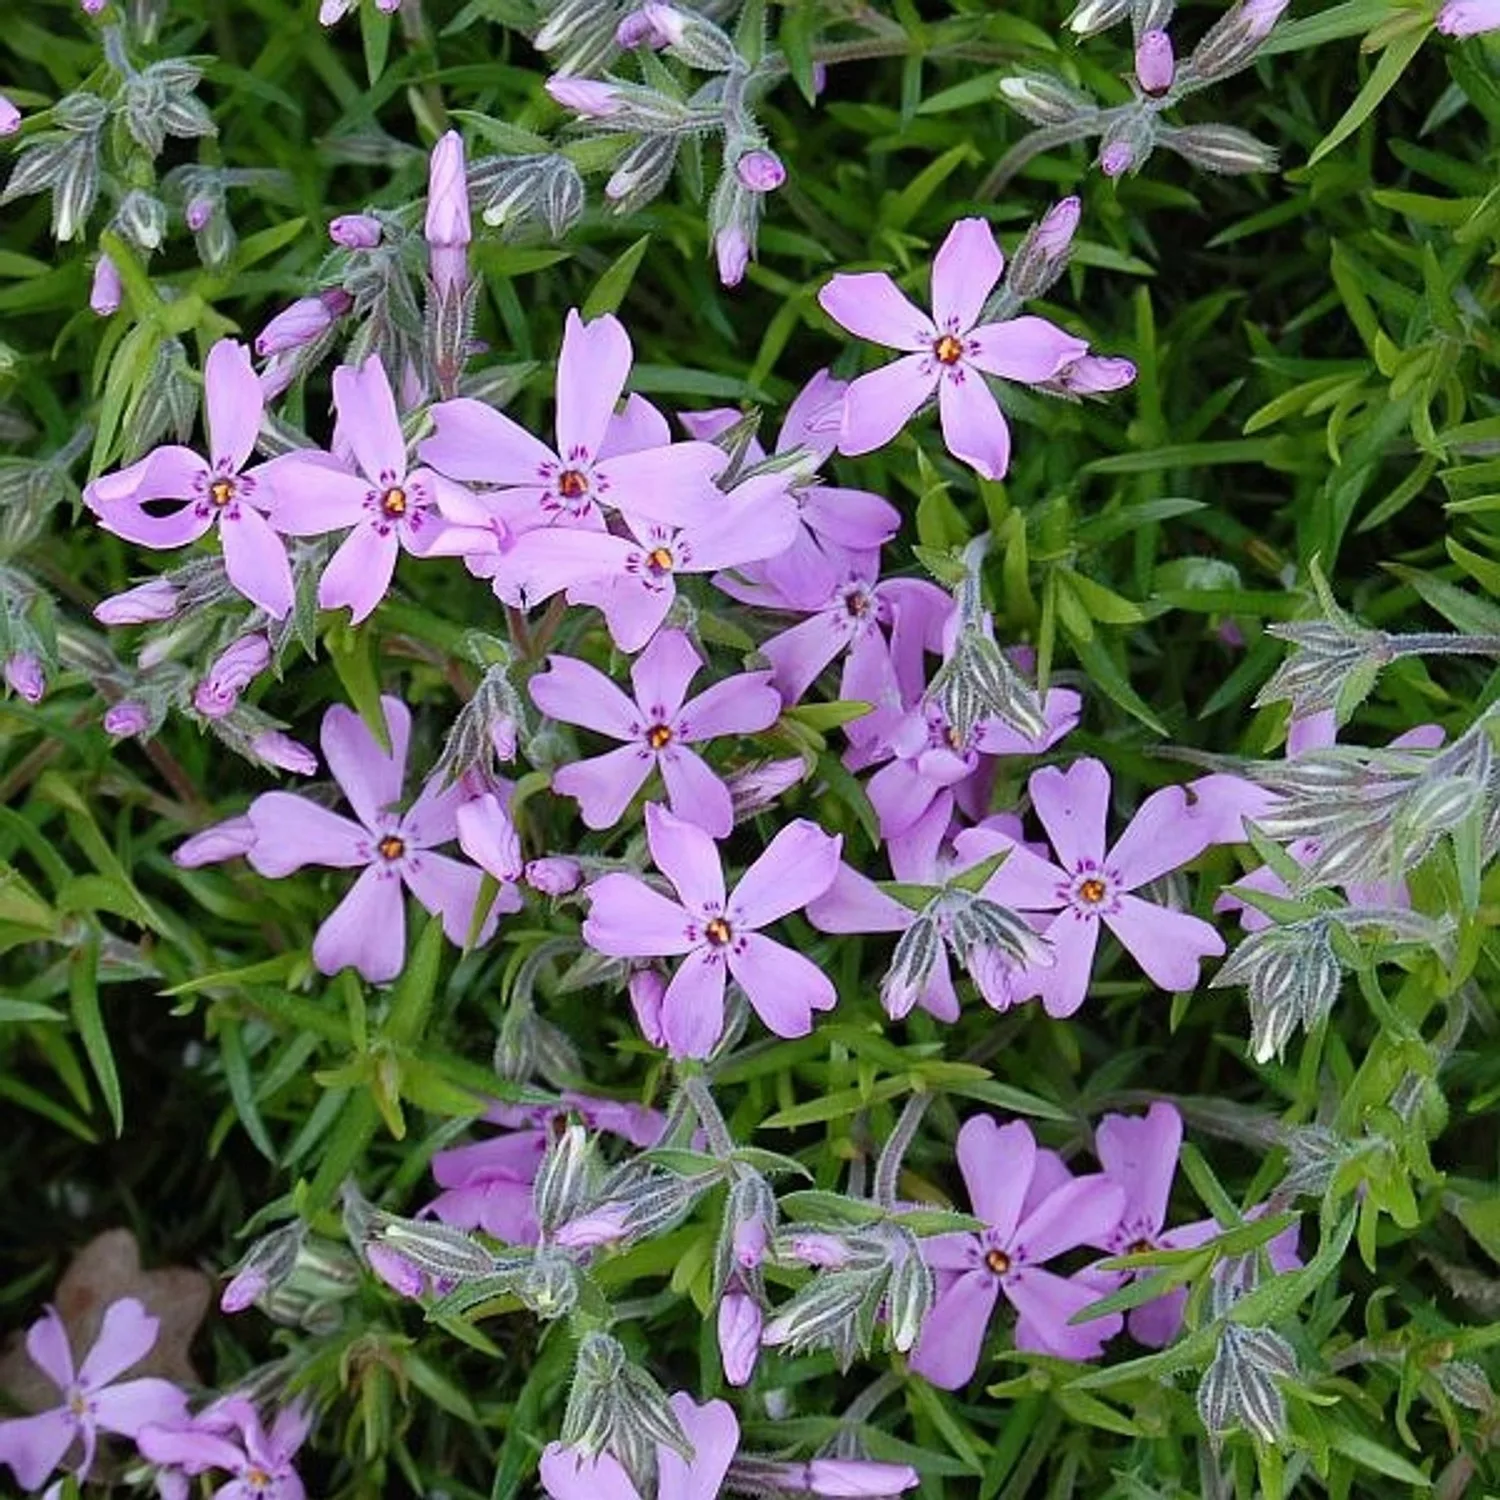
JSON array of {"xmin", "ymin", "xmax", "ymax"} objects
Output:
[
  {"xmin": 975, "ymin": 758, "xmax": 1227, "ymax": 1017},
  {"xmin": 1213, "ymin": 710, "xmax": 1446, "ymax": 932},
  {"xmin": 908, "ymin": 1116, "xmax": 1125, "ymax": 1388},
  {"xmin": 419, "ymin": 310, "xmax": 728, "ymax": 539},
  {"xmin": 242, "ymin": 696, "xmax": 520, "ymax": 982},
  {"xmin": 680, "ymin": 368, "xmax": 901, "ymax": 597},
  {"xmin": 583, "ymin": 802, "xmax": 841, "ymax": 1057},
  {"xmin": 0, "ymin": 1298, "xmax": 188, "ymax": 1491},
  {"xmin": 489, "ymin": 469, "xmax": 800, "ymax": 654},
  {"xmin": 818, "ymin": 218, "xmax": 1091, "ymax": 478},
  {"xmin": 260, "ymin": 357, "xmax": 490, "ymax": 624},
  {"xmin": 530, "ymin": 628, "xmax": 781, "ymax": 837},
  {"xmin": 83, "ymin": 341, "xmax": 295, "ymax": 619},
  {"xmin": 540, "ymin": 1394, "xmax": 737, "ymax": 1500},
  {"xmin": 864, "ymin": 688, "xmax": 1082, "ymax": 843},
  {"xmin": 1089, "ymin": 1102, "xmax": 1302, "ymax": 1347},
  {"xmin": 424, "ymin": 1092, "xmax": 667, "ymax": 1243},
  {"xmin": 137, "ymin": 1395, "xmax": 311, "ymax": 1500}
]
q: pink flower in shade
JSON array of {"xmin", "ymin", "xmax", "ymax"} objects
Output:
[
  {"xmin": 1439, "ymin": 0, "xmax": 1500, "ymax": 32},
  {"xmin": 583, "ymin": 803, "xmax": 841, "ymax": 1057},
  {"xmin": 263, "ymin": 357, "xmax": 486, "ymax": 624},
  {"xmin": 0, "ymin": 1299, "xmax": 188, "ymax": 1491},
  {"xmin": 818, "ymin": 218, "xmax": 1090, "ymax": 479},
  {"xmin": 489, "ymin": 471, "xmax": 800, "ymax": 654},
  {"xmin": 1212, "ymin": 711, "xmax": 1446, "ymax": 932},
  {"xmin": 681, "ymin": 368, "xmax": 901, "ymax": 600},
  {"xmin": 242, "ymin": 696, "xmax": 521, "ymax": 982},
  {"xmin": 418, "ymin": 310, "xmax": 728, "ymax": 538},
  {"xmin": 137, "ymin": 1396, "xmax": 310, "ymax": 1500},
  {"xmin": 83, "ymin": 341, "xmax": 295, "ymax": 619},
  {"xmin": 1090, "ymin": 1103, "xmax": 1301, "ymax": 1347},
  {"xmin": 529, "ymin": 629, "xmax": 781, "ymax": 837},
  {"xmin": 526, "ymin": 856, "xmax": 582, "ymax": 895},
  {"xmin": 426, "ymin": 1095, "xmax": 666, "ymax": 1243},
  {"xmin": 975, "ymin": 758, "xmax": 1226, "ymax": 1017},
  {"xmin": 908, "ymin": 1117, "xmax": 1125, "ymax": 1388}
]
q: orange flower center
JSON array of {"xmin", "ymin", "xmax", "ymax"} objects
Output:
[
  {"xmin": 381, "ymin": 486, "xmax": 407, "ymax": 516},
  {"xmin": 557, "ymin": 469, "xmax": 588, "ymax": 499},
  {"xmin": 377, "ymin": 834, "xmax": 406, "ymax": 861},
  {"xmin": 985, "ymin": 1248, "xmax": 1011, "ymax": 1275},
  {"xmin": 704, "ymin": 917, "xmax": 733, "ymax": 946},
  {"xmin": 647, "ymin": 723, "xmax": 673, "ymax": 749},
  {"xmin": 934, "ymin": 333, "xmax": 965, "ymax": 365},
  {"xmin": 647, "ymin": 547, "xmax": 674, "ymax": 572},
  {"xmin": 209, "ymin": 478, "xmax": 235, "ymax": 506},
  {"xmin": 1129, "ymin": 1237, "xmax": 1154, "ymax": 1255},
  {"xmin": 1078, "ymin": 877, "xmax": 1108, "ymax": 904}
]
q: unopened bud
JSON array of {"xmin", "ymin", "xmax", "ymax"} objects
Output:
[
  {"xmin": 1004, "ymin": 196, "xmax": 1081, "ymax": 300},
  {"xmin": 527, "ymin": 857, "xmax": 581, "ymax": 895},
  {"xmin": 365, "ymin": 1243, "xmax": 425, "ymax": 1298},
  {"xmin": 646, "ymin": 2, "xmax": 738, "ymax": 69},
  {"xmin": 0, "ymin": 94, "xmax": 19, "ymax": 136},
  {"xmin": 255, "ymin": 289, "xmax": 351, "ymax": 357},
  {"xmin": 1065, "ymin": 0, "xmax": 1132, "ymax": 34},
  {"xmin": 1135, "ymin": 29, "xmax": 1176, "ymax": 93},
  {"xmin": 718, "ymin": 1291, "xmax": 762, "ymax": 1386},
  {"xmin": 221, "ymin": 1221, "xmax": 306, "ymax": 1314},
  {"xmin": 735, "ymin": 149, "xmax": 786, "ymax": 193},
  {"xmin": 194, "ymin": 633, "xmax": 271, "ymax": 720},
  {"xmin": 1050, "ymin": 353, "xmax": 1137, "ymax": 394},
  {"xmin": 999, "ymin": 72, "xmax": 1097, "ymax": 126},
  {"xmin": 250, "ymin": 730, "xmax": 317, "ymax": 775},
  {"xmin": 1186, "ymin": 0, "xmax": 1289, "ymax": 83},
  {"xmin": 728, "ymin": 757, "xmax": 807, "ymax": 820},
  {"xmin": 616, "ymin": 6, "xmax": 674, "ymax": 46},
  {"xmin": 604, "ymin": 135, "xmax": 678, "ymax": 213},
  {"xmin": 185, "ymin": 194, "xmax": 215, "ymax": 232},
  {"xmin": 104, "ymin": 701, "xmax": 150, "ymax": 738},
  {"xmin": 330, "ymin": 213, "xmax": 382, "ymax": 248},
  {"xmin": 456, "ymin": 792, "xmax": 524, "ymax": 883},
  {"xmin": 4, "ymin": 652, "xmax": 45, "ymax": 704},
  {"xmin": 90, "ymin": 253, "xmax": 121, "ymax": 315},
  {"xmin": 119, "ymin": 190, "xmax": 168, "ymax": 251},
  {"xmin": 425, "ymin": 130, "xmax": 471, "ymax": 300},
  {"xmin": 546, "ymin": 76, "xmax": 624, "ymax": 118},
  {"xmin": 1158, "ymin": 122, "xmax": 1278, "ymax": 174}
]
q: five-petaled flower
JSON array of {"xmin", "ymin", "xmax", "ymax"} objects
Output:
[
  {"xmin": 138, "ymin": 1394, "xmax": 311, "ymax": 1500},
  {"xmin": 583, "ymin": 802, "xmax": 841, "ymax": 1056}
]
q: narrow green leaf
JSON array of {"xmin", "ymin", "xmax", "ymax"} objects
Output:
[{"xmin": 69, "ymin": 934, "xmax": 122, "ymax": 1136}]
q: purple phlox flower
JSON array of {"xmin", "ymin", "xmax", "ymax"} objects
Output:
[
  {"xmin": 419, "ymin": 309, "xmax": 728, "ymax": 541},
  {"xmin": 94, "ymin": 577, "xmax": 180, "ymax": 626},
  {"xmin": 172, "ymin": 814, "xmax": 257, "ymax": 869},
  {"xmin": 90, "ymin": 254, "xmax": 122, "ymax": 316},
  {"xmin": 254, "ymin": 289, "xmax": 351, "ymax": 358},
  {"xmin": 0, "ymin": 94, "xmax": 19, "ymax": 135},
  {"xmin": 261, "ymin": 356, "xmax": 489, "ymax": 623},
  {"xmin": 616, "ymin": 6, "xmax": 675, "ymax": 47},
  {"xmin": 1439, "ymin": 0, "xmax": 1500, "ymax": 33},
  {"xmin": 1214, "ymin": 711, "xmax": 1447, "ymax": 932},
  {"xmin": 818, "ymin": 217, "xmax": 1091, "ymax": 479},
  {"xmin": 530, "ymin": 628, "xmax": 781, "ymax": 837},
  {"xmin": 330, "ymin": 213, "xmax": 382, "ymax": 249},
  {"xmin": 527, "ymin": 855, "xmax": 582, "ymax": 895},
  {"xmin": 0, "ymin": 1298, "xmax": 188, "ymax": 1491},
  {"xmin": 1091, "ymin": 1102, "xmax": 1302, "ymax": 1346},
  {"xmin": 1135, "ymin": 28, "xmax": 1175, "ymax": 93},
  {"xmin": 683, "ymin": 368, "xmax": 901, "ymax": 599},
  {"xmin": 489, "ymin": 469, "xmax": 799, "ymax": 654},
  {"xmin": 540, "ymin": 1393, "xmax": 737, "ymax": 1500},
  {"xmin": 193, "ymin": 633, "xmax": 271, "ymax": 720},
  {"xmin": 864, "ymin": 687, "xmax": 1082, "ymax": 843},
  {"xmin": 455, "ymin": 787, "xmax": 524, "ymax": 884},
  {"xmin": 242, "ymin": 696, "xmax": 520, "ymax": 982},
  {"xmin": 425, "ymin": 1092, "xmax": 666, "ymax": 1243},
  {"xmin": 974, "ymin": 758, "xmax": 1227, "ymax": 1017},
  {"xmin": 83, "ymin": 340, "xmax": 295, "ymax": 619},
  {"xmin": 584, "ymin": 802, "xmax": 842, "ymax": 1057},
  {"xmin": 425, "ymin": 130, "xmax": 471, "ymax": 299},
  {"xmin": 137, "ymin": 1396, "xmax": 311, "ymax": 1500},
  {"xmin": 750, "ymin": 543, "xmax": 953, "ymax": 721},
  {"xmin": 5, "ymin": 652, "xmax": 45, "ymax": 704},
  {"xmin": 908, "ymin": 1116, "xmax": 1125, "ymax": 1388}
]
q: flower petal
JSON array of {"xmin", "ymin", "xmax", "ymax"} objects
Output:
[
  {"xmin": 660, "ymin": 946, "xmax": 729, "ymax": 1059},
  {"xmin": 246, "ymin": 793, "xmax": 368, "ymax": 875},
  {"xmin": 582, "ymin": 873, "xmax": 696, "ymax": 957},
  {"xmin": 678, "ymin": 477, "xmax": 800, "ymax": 573},
  {"xmin": 554, "ymin": 744, "xmax": 655, "ymax": 830},
  {"xmin": 838, "ymin": 357, "xmax": 934, "ymax": 457},
  {"xmin": 321, "ymin": 697, "xmax": 411, "ymax": 831},
  {"xmin": 530, "ymin": 655, "xmax": 640, "ymax": 740},
  {"xmin": 931, "ymin": 218, "xmax": 1004, "ymax": 335},
  {"xmin": 539, "ymin": 1445, "xmax": 641, "ymax": 1500},
  {"xmin": 0, "ymin": 1410, "xmax": 74, "ymax": 1491},
  {"xmin": 806, "ymin": 864, "xmax": 911, "ymax": 935},
  {"xmin": 818, "ymin": 272, "xmax": 934, "ymax": 350},
  {"xmin": 799, "ymin": 484, "xmax": 901, "ymax": 551},
  {"xmin": 601, "ymin": 393, "xmax": 672, "ymax": 458},
  {"xmin": 629, "ymin": 628, "xmax": 700, "ymax": 720},
  {"xmin": 1033, "ymin": 908, "xmax": 1101, "ymax": 1019},
  {"xmin": 659, "ymin": 747, "xmax": 733, "ymax": 838},
  {"xmin": 958, "ymin": 1116, "xmax": 1036, "ymax": 1242},
  {"xmin": 906, "ymin": 1270, "xmax": 1000, "ymax": 1390},
  {"xmin": 556, "ymin": 309, "xmax": 632, "ymax": 461},
  {"xmin": 456, "ymin": 795, "xmax": 524, "ymax": 882},
  {"xmin": 313, "ymin": 865, "xmax": 407, "ymax": 982},
  {"xmin": 727, "ymin": 932, "xmax": 836, "ymax": 1036},
  {"xmin": 1007, "ymin": 1267, "xmax": 1120, "ymax": 1359},
  {"xmin": 91, "ymin": 1378, "xmax": 189, "ymax": 1438},
  {"xmin": 219, "ymin": 504, "xmax": 294, "ymax": 619},
  {"xmin": 760, "ymin": 613, "xmax": 848, "ymax": 705},
  {"xmin": 778, "ymin": 368, "xmax": 846, "ymax": 458},
  {"xmin": 1094, "ymin": 1101, "xmax": 1183, "ymax": 1242},
  {"xmin": 332, "ymin": 358, "xmax": 405, "ymax": 483},
  {"xmin": 419, "ymin": 397, "xmax": 559, "ymax": 485},
  {"xmin": 676, "ymin": 671, "xmax": 781, "ymax": 742},
  {"xmin": 256, "ymin": 455, "xmax": 369, "ymax": 536},
  {"xmin": 78, "ymin": 1298, "xmax": 158, "ymax": 1388},
  {"xmin": 968, "ymin": 316, "xmax": 1090, "ymax": 383},
  {"xmin": 404, "ymin": 850, "xmax": 501, "ymax": 947},
  {"xmin": 645, "ymin": 801, "xmax": 726, "ymax": 913},
  {"xmin": 596, "ymin": 443, "xmax": 729, "ymax": 527},
  {"xmin": 1015, "ymin": 1175, "xmax": 1125, "ymax": 1264},
  {"xmin": 204, "ymin": 340, "xmax": 263, "ymax": 473},
  {"xmin": 660, "ymin": 1395, "xmax": 739, "ymax": 1500},
  {"xmin": 489, "ymin": 529, "xmax": 633, "ymax": 611},
  {"xmin": 1030, "ymin": 758, "xmax": 1111, "ymax": 871},
  {"xmin": 318, "ymin": 521, "xmax": 400, "ymax": 624},
  {"xmin": 730, "ymin": 817, "xmax": 840, "ymax": 928},
  {"xmin": 1108, "ymin": 784, "xmax": 1214, "ymax": 890},
  {"xmin": 1102, "ymin": 895, "xmax": 1225, "ymax": 992},
  {"xmin": 939, "ymin": 368, "xmax": 1011, "ymax": 480},
  {"xmin": 25, "ymin": 1309, "xmax": 74, "ymax": 1391}
]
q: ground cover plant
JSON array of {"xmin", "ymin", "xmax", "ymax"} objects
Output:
[{"xmin": 5, "ymin": 0, "xmax": 1500, "ymax": 1495}]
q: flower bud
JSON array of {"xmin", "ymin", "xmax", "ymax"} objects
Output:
[
  {"xmin": 173, "ymin": 814, "xmax": 256, "ymax": 868},
  {"xmin": 1135, "ymin": 29, "xmax": 1175, "ymax": 94},
  {"xmin": 425, "ymin": 129, "xmax": 471, "ymax": 300},
  {"xmin": 628, "ymin": 969, "xmax": 667, "ymax": 1047},
  {"xmin": 1099, "ymin": 139, "xmax": 1136, "ymax": 177},
  {"xmin": 527, "ymin": 857, "xmax": 581, "ymax": 895},
  {"xmin": 554, "ymin": 1204, "xmax": 630, "ymax": 1249},
  {"xmin": 604, "ymin": 135, "xmax": 678, "ymax": 212},
  {"xmin": 185, "ymin": 194, "xmax": 215, "ymax": 232},
  {"xmin": 194, "ymin": 633, "xmax": 271, "ymax": 720},
  {"xmin": 104, "ymin": 702, "xmax": 150, "ymax": 738},
  {"xmin": 0, "ymin": 95, "xmax": 20, "ymax": 136},
  {"xmin": 734, "ymin": 149, "xmax": 786, "ymax": 193},
  {"xmin": 616, "ymin": 6, "xmax": 674, "ymax": 45},
  {"xmin": 998, "ymin": 72, "xmax": 1096, "ymax": 127},
  {"xmin": 4, "ymin": 652, "xmax": 45, "ymax": 704},
  {"xmin": 801, "ymin": 1460, "xmax": 923, "ymax": 1496},
  {"xmin": 1158, "ymin": 123, "xmax": 1278, "ymax": 175},
  {"xmin": 221, "ymin": 1221, "xmax": 306, "ymax": 1314},
  {"xmin": 1052, "ymin": 354, "xmax": 1137, "ymax": 394},
  {"xmin": 1065, "ymin": 0, "xmax": 1132, "ymax": 33},
  {"xmin": 456, "ymin": 792, "xmax": 524, "ymax": 882},
  {"xmin": 728, "ymin": 757, "xmax": 806, "ymax": 820},
  {"xmin": 716, "ymin": 226, "xmax": 750, "ymax": 288},
  {"xmin": 718, "ymin": 1291, "xmax": 762, "ymax": 1386},
  {"xmin": 119, "ymin": 190, "xmax": 168, "ymax": 252},
  {"xmin": 787, "ymin": 1231, "xmax": 852, "ymax": 1268},
  {"xmin": 365, "ymin": 1243, "xmax": 425, "ymax": 1298},
  {"xmin": 95, "ymin": 577, "xmax": 180, "ymax": 625},
  {"xmin": 255, "ymin": 288, "xmax": 352, "ymax": 357},
  {"xmin": 646, "ymin": 2, "xmax": 738, "ymax": 70},
  {"xmin": 1004, "ymin": 196, "xmax": 1081, "ymax": 301},
  {"xmin": 545, "ymin": 76, "xmax": 623, "ymax": 118},
  {"xmin": 1184, "ymin": 0, "xmax": 1289, "ymax": 83},
  {"xmin": 90, "ymin": 253, "xmax": 122, "ymax": 316},
  {"xmin": 330, "ymin": 213, "xmax": 382, "ymax": 248},
  {"xmin": 250, "ymin": 731, "xmax": 318, "ymax": 775}
]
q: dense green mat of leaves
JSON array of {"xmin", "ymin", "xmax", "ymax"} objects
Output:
[{"xmin": 5, "ymin": 1, "xmax": 1500, "ymax": 1497}]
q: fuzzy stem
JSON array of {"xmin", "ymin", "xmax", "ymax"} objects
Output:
[
  {"xmin": 678, "ymin": 1072, "xmax": 736, "ymax": 1158},
  {"xmin": 872, "ymin": 1092, "xmax": 932, "ymax": 1208}
]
